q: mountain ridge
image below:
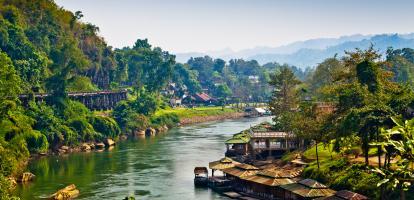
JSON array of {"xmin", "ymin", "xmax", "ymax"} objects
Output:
[{"xmin": 175, "ymin": 33, "xmax": 414, "ymax": 68}]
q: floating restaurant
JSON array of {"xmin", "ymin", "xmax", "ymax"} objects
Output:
[{"xmin": 195, "ymin": 122, "xmax": 369, "ymax": 200}]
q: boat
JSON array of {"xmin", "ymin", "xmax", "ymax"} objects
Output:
[{"xmin": 194, "ymin": 167, "xmax": 208, "ymax": 187}]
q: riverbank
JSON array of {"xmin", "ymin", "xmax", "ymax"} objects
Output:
[
  {"xmin": 154, "ymin": 106, "xmax": 247, "ymax": 126},
  {"xmin": 16, "ymin": 117, "xmax": 272, "ymax": 199}
]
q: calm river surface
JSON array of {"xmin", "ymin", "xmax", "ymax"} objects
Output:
[{"xmin": 16, "ymin": 116, "xmax": 271, "ymax": 200}]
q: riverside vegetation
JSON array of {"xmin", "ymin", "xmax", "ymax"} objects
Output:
[
  {"xmin": 2, "ymin": 0, "xmax": 414, "ymax": 200},
  {"xmin": 270, "ymin": 47, "xmax": 414, "ymax": 199},
  {"xmin": 0, "ymin": 1, "xmax": 269, "ymax": 199}
]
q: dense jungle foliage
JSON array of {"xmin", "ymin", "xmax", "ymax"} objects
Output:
[{"xmin": 2, "ymin": 0, "xmax": 414, "ymax": 199}]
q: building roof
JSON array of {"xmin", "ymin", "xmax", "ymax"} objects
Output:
[
  {"xmin": 194, "ymin": 92, "xmax": 211, "ymax": 102},
  {"xmin": 249, "ymin": 131, "xmax": 290, "ymax": 139},
  {"xmin": 225, "ymin": 131, "xmax": 251, "ymax": 144},
  {"xmin": 194, "ymin": 167, "xmax": 208, "ymax": 175},
  {"xmin": 321, "ymin": 190, "xmax": 369, "ymax": 200},
  {"xmin": 254, "ymin": 108, "xmax": 266, "ymax": 113},
  {"xmin": 257, "ymin": 169, "xmax": 300, "ymax": 179},
  {"xmin": 222, "ymin": 164, "xmax": 259, "ymax": 178},
  {"xmin": 280, "ymin": 182, "xmax": 336, "ymax": 198},
  {"xmin": 241, "ymin": 174, "xmax": 294, "ymax": 187},
  {"xmin": 209, "ymin": 157, "xmax": 240, "ymax": 170},
  {"xmin": 299, "ymin": 179, "xmax": 328, "ymax": 189}
]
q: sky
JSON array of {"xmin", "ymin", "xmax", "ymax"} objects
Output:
[{"xmin": 55, "ymin": 0, "xmax": 414, "ymax": 53}]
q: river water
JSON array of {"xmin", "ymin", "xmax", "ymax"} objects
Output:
[{"xmin": 15, "ymin": 116, "xmax": 271, "ymax": 200}]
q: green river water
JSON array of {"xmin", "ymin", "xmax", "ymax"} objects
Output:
[{"xmin": 15, "ymin": 116, "xmax": 271, "ymax": 200}]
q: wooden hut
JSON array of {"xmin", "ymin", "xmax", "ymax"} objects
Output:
[{"xmin": 280, "ymin": 178, "xmax": 336, "ymax": 200}]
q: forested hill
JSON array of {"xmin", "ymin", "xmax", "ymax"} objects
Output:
[{"xmin": 0, "ymin": 0, "xmax": 117, "ymax": 92}]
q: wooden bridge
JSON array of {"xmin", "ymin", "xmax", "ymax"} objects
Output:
[{"xmin": 19, "ymin": 90, "xmax": 128, "ymax": 110}]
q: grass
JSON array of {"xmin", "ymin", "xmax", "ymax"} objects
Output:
[
  {"xmin": 303, "ymin": 143, "xmax": 338, "ymax": 161},
  {"xmin": 153, "ymin": 106, "xmax": 239, "ymax": 119}
]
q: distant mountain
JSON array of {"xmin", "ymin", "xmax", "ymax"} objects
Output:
[{"xmin": 175, "ymin": 33, "xmax": 414, "ymax": 69}]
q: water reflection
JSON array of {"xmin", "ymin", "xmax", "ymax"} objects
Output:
[{"xmin": 16, "ymin": 117, "xmax": 271, "ymax": 200}]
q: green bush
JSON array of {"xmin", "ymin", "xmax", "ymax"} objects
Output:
[
  {"xmin": 63, "ymin": 100, "xmax": 91, "ymax": 120},
  {"xmin": 23, "ymin": 130, "xmax": 48, "ymax": 153},
  {"xmin": 89, "ymin": 115, "xmax": 121, "ymax": 139},
  {"xmin": 302, "ymin": 158, "xmax": 381, "ymax": 199},
  {"xmin": 0, "ymin": 174, "xmax": 19, "ymax": 200},
  {"xmin": 68, "ymin": 118, "xmax": 99, "ymax": 141},
  {"xmin": 150, "ymin": 113, "xmax": 179, "ymax": 128}
]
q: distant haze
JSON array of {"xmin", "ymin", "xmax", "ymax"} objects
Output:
[{"xmin": 55, "ymin": 0, "xmax": 414, "ymax": 53}]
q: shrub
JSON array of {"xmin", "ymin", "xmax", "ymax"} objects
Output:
[
  {"xmin": 63, "ymin": 100, "xmax": 91, "ymax": 120},
  {"xmin": 68, "ymin": 118, "xmax": 99, "ymax": 141},
  {"xmin": 150, "ymin": 113, "xmax": 179, "ymax": 127},
  {"xmin": 23, "ymin": 130, "xmax": 48, "ymax": 153},
  {"xmin": 89, "ymin": 115, "xmax": 121, "ymax": 139}
]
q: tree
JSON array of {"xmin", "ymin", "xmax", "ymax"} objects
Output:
[
  {"xmin": 0, "ymin": 52, "xmax": 21, "ymax": 102},
  {"xmin": 373, "ymin": 117, "xmax": 414, "ymax": 200},
  {"xmin": 268, "ymin": 66, "xmax": 301, "ymax": 130}
]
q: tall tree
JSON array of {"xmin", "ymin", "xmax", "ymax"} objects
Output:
[{"xmin": 268, "ymin": 66, "xmax": 301, "ymax": 130}]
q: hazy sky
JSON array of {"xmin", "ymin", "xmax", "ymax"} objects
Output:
[{"xmin": 55, "ymin": 0, "xmax": 414, "ymax": 53}]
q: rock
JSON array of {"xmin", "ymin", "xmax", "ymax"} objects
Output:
[
  {"xmin": 120, "ymin": 135, "xmax": 128, "ymax": 140},
  {"xmin": 89, "ymin": 143, "xmax": 95, "ymax": 149},
  {"xmin": 7, "ymin": 177, "xmax": 17, "ymax": 188},
  {"xmin": 60, "ymin": 146, "xmax": 69, "ymax": 151},
  {"xmin": 145, "ymin": 128, "xmax": 156, "ymax": 136},
  {"xmin": 95, "ymin": 142, "xmax": 105, "ymax": 149},
  {"xmin": 81, "ymin": 143, "xmax": 91, "ymax": 152},
  {"xmin": 163, "ymin": 125, "xmax": 169, "ymax": 131},
  {"xmin": 104, "ymin": 138, "xmax": 115, "ymax": 147},
  {"xmin": 18, "ymin": 172, "xmax": 35, "ymax": 182},
  {"xmin": 50, "ymin": 184, "xmax": 79, "ymax": 200},
  {"xmin": 134, "ymin": 130, "xmax": 145, "ymax": 137}
]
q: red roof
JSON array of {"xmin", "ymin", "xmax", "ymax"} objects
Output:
[{"xmin": 195, "ymin": 92, "xmax": 211, "ymax": 102}]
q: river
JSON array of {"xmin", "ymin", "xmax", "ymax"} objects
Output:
[{"xmin": 16, "ymin": 116, "xmax": 272, "ymax": 200}]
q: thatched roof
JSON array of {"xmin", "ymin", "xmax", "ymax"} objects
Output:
[
  {"xmin": 319, "ymin": 190, "xmax": 369, "ymax": 200},
  {"xmin": 222, "ymin": 163, "xmax": 259, "ymax": 178},
  {"xmin": 280, "ymin": 179, "xmax": 335, "ymax": 198},
  {"xmin": 209, "ymin": 157, "xmax": 240, "ymax": 170},
  {"xmin": 241, "ymin": 174, "xmax": 294, "ymax": 187}
]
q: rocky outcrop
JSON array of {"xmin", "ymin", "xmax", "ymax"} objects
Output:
[
  {"xmin": 50, "ymin": 184, "xmax": 79, "ymax": 200},
  {"xmin": 145, "ymin": 128, "xmax": 156, "ymax": 136},
  {"xmin": 104, "ymin": 138, "xmax": 115, "ymax": 147},
  {"xmin": 95, "ymin": 142, "xmax": 105, "ymax": 149},
  {"xmin": 81, "ymin": 143, "xmax": 91, "ymax": 152},
  {"xmin": 8, "ymin": 177, "xmax": 17, "ymax": 188},
  {"xmin": 134, "ymin": 130, "xmax": 145, "ymax": 137},
  {"xmin": 18, "ymin": 172, "xmax": 35, "ymax": 182}
]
